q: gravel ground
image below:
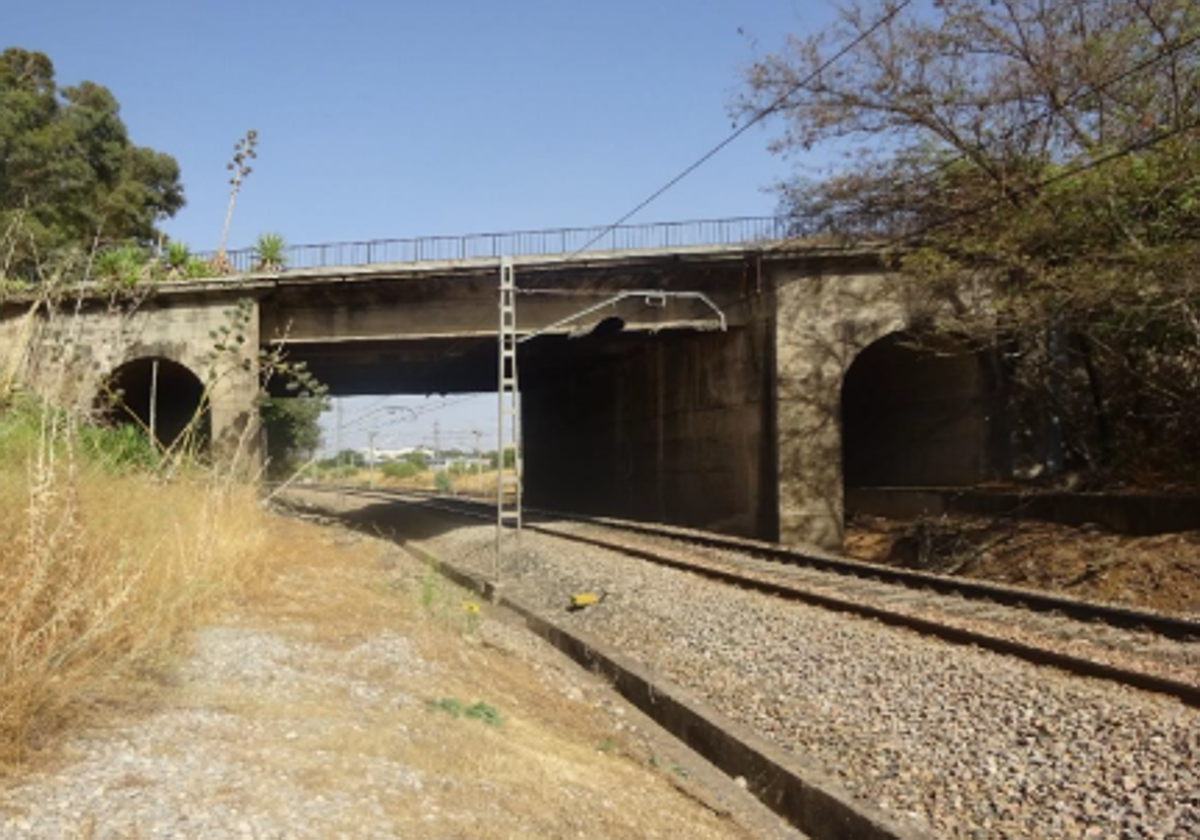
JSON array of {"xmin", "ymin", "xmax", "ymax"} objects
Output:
[
  {"xmin": 0, "ymin": 514, "xmax": 794, "ymax": 840},
  {"xmin": 0, "ymin": 625, "xmax": 431, "ymax": 839},
  {"xmin": 343, "ymin": 497, "xmax": 1200, "ymax": 839}
]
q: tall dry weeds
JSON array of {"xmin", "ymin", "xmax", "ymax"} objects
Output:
[
  {"xmin": 0, "ymin": 237, "xmax": 284, "ymax": 767},
  {"xmin": 0, "ymin": 407, "xmax": 280, "ymax": 766}
]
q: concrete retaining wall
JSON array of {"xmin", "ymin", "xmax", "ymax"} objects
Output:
[{"xmin": 4, "ymin": 296, "xmax": 261, "ymax": 464}]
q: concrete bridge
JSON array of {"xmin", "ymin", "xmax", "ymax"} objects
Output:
[{"xmin": 0, "ymin": 217, "xmax": 1009, "ymax": 550}]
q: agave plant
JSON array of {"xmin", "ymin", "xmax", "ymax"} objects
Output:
[
  {"xmin": 164, "ymin": 241, "xmax": 191, "ymax": 273},
  {"xmin": 253, "ymin": 232, "xmax": 287, "ymax": 272}
]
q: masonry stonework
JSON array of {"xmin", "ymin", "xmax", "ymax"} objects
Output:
[
  {"xmin": 2, "ymin": 296, "xmax": 261, "ymax": 467},
  {"xmin": 770, "ymin": 257, "xmax": 1000, "ymax": 550}
]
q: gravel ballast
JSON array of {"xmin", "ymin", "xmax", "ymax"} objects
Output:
[{"xmin": 335, "ymin": 495, "xmax": 1200, "ymax": 839}]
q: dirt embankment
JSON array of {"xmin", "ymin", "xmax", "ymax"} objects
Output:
[
  {"xmin": 845, "ymin": 514, "xmax": 1200, "ymax": 617},
  {"xmin": 1, "ymin": 508, "xmax": 781, "ymax": 839}
]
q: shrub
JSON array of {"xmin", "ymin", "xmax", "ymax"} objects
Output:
[
  {"xmin": 253, "ymin": 232, "xmax": 287, "ymax": 271},
  {"xmin": 165, "ymin": 241, "xmax": 190, "ymax": 271},
  {"xmin": 78, "ymin": 422, "xmax": 160, "ymax": 472},
  {"xmin": 381, "ymin": 460, "xmax": 420, "ymax": 479},
  {"xmin": 93, "ymin": 244, "xmax": 148, "ymax": 288},
  {"xmin": 185, "ymin": 257, "xmax": 213, "ymax": 279}
]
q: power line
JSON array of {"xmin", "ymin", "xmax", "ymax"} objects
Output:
[
  {"xmin": 563, "ymin": 0, "xmax": 914, "ymax": 261},
  {"xmin": 333, "ymin": 395, "xmax": 408, "ymax": 432},
  {"xmin": 334, "ymin": 403, "xmax": 413, "ymax": 435},
  {"xmin": 333, "ymin": 393, "xmax": 488, "ymax": 435}
]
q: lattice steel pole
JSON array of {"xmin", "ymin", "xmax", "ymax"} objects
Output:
[{"xmin": 496, "ymin": 256, "xmax": 522, "ymax": 581}]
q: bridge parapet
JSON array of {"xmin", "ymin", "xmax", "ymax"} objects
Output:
[{"xmin": 199, "ymin": 216, "xmax": 792, "ymax": 273}]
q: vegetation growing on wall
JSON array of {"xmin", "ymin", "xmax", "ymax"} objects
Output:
[{"xmin": 253, "ymin": 232, "xmax": 287, "ymax": 272}]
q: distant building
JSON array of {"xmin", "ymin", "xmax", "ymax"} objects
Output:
[{"xmin": 362, "ymin": 446, "xmax": 435, "ymax": 462}]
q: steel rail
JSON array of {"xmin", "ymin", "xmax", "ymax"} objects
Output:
[
  {"xmin": 354, "ymin": 487, "xmax": 1200, "ymax": 641},
  {"xmin": 302, "ymin": 486, "xmax": 1200, "ymax": 708}
]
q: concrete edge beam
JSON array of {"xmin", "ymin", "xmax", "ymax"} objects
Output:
[{"xmin": 394, "ymin": 538, "xmax": 928, "ymax": 840}]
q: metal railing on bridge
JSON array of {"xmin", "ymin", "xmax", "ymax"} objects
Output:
[{"xmin": 199, "ymin": 215, "xmax": 792, "ymax": 273}]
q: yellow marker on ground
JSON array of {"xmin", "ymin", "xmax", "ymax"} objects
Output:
[{"xmin": 568, "ymin": 591, "xmax": 607, "ymax": 611}]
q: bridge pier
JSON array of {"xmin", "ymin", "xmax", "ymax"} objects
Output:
[
  {"xmin": 203, "ymin": 302, "xmax": 262, "ymax": 471},
  {"xmin": 772, "ymin": 260, "xmax": 1007, "ymax": 551},
  {"xmin": 773, "ymin": 265, "xmax": 894, "ymax": 551}
]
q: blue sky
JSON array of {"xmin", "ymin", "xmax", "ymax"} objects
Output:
[{"xmin": 7, "ymin": 0, "xmax": 839, "ymax": 453}]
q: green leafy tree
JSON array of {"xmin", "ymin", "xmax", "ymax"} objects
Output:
[
  {"xmin": 487, "ymin": 449, "xmax": 515, "ymax": 470},
  {"xmin": 0, "ymin": 48, "xmax": 184, "ymax": 276},
  {"xmin": 401, "ymin": 450, "xmax": 430, "ymax": 470},
  {"xmin": 335, "ymin": 449, "xmax": 366, "ymax": 468},
  {"xmin": 742, "ymin": 0, "xmax": 1200, "ymax": 485},
  {"xmin": 261, "ymin": 396, "xmax": 326, "ymax": 479},
  {"xmin": 258, "ymin": 354, "xmax": 328, "ymax": 479},
  {"xmin": 380, "ymin": 460, "xmax": 420, "ymax": 479}
]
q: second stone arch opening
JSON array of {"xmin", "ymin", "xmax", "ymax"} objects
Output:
[{"xmin": 840, "ymin": 330, "xmax": 1009, "ymax": 490}]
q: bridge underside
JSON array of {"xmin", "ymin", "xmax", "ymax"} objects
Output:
[
  {"xmin": 271, "ymin": 324, "xmax": 776, "ymax": 541},
  {"xmin": 256, "ymin": 252, "xmax": 1010, "ymax": 550},
  {"xmin": 269, "ymin": 329, "xmax": 673, "ymax": 397}
]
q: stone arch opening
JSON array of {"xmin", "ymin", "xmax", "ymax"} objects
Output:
[
  {"xmin": 96, "ymin": 357, "xmax": 209, "ymax": 451},
  {"xmin": 841, "ymin": 331, "xmax": 1003, "ymax": 489}
]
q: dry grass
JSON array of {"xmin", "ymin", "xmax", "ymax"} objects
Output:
[
  {"xmin": 188, "ymin": 515, "xmax": 753, "ymax": 839},
  {"xmin": 0, "ymin": 412, "xmax": 287, "ymax": 767},
  {"xmin": 342, "ymin": 466, "xmax": 500, "ymax": 498},
  {"xmin": 0, "ymin": 437, "xmax": 755, "ymax": 835}
]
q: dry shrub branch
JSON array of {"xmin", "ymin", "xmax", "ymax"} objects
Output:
[{"xmin": 0, "ymin": 402, "xmax": 283, "ymax": 766}]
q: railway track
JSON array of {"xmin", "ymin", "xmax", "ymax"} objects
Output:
[
  {"xmin": 317, "ymin": 485, "xmax": 1200, "ymax": 708},
  {"xmin": 280, "ymin": 485, "xmax": 1200, "ymax": 837}
]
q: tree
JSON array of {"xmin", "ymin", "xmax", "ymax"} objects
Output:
[
  {"xmin": 401, "ymin": 450, "xmax": 430, "ymax": 470},
  {"xmin": 381, "ymin": 460, "xmax": 420, "ymax": 480},
  {"xmin": 334, "ymin": 449, "xmax": 366, "ymax": 468},
  {"xmin": 740, "ymin": 0, "xmax": 1198, "ymax": 233},
  {"xmin": 0, "ymin": 48, "xmax": 184, "ymax": 276},
  {"xmin": 742, "ymin": 0, "xmax": 1200, "ymax": 485},
  {"xmin": 261, "ymin": 396, "xmax": 325, "ymax": 479},
  {"xmin": 259, "ymin": 356, "xmax": 329, "ymax": 480}
]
